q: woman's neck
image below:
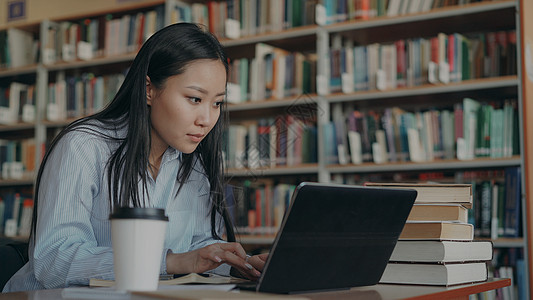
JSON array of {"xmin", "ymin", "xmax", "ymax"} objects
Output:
[{"xmin": 149, "ymin": 148, "xmax": 165, "ymax": 179}]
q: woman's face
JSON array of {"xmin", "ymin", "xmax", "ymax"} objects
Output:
[{"xmin": 147, "ymin": 59, "xmax": 226, "ymax": 155}]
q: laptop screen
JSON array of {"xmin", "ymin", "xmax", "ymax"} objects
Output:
[{"xmin": 255, "ymin": 182, "xmax": 417, "ymax": 294}]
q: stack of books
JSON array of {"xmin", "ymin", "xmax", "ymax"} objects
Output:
[{"xmin": 366, "ymin": 182, "xmax": 493, "ymax": 286}]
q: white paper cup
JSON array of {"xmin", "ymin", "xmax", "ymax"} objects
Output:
[{"xmin": 110, "ymin": 207, "xmax": 168, "ymax": 291}]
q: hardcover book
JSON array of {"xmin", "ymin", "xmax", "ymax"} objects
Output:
[
  {"xmin": 408, "ymin": 203, "xmax": 468, "ymax": 223},
  {"xmin": 364, "ymin": 182, "xmax": 473, "ymax": 208},
  {"xmin": 389, "ymin": 240, "xmax": 493, "ymax": 263},
  {"xmin": 400, "ymin": 221, "xmax": 474, "ymax": 241},
  {"xmin": 379, "ymin": 262, "xmax": 488, "ymax": 286}
]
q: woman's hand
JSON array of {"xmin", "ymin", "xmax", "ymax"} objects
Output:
[
  {"xmin": 230, "ymin": 252, "xmax": 269, "ymax": 280},
  {"xmin": 247, "ymin": 253, "xmax": 269, "ymax": 272},
  {"xmin": 166, "ymin": 243, "xmax": 261, "ymax": 279}
]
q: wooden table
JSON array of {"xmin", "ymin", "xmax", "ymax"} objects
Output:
[
  {"xmin": 0, "ymin": 278, "xmax": 510, "ymax": 300},
  {"xmin": 301, "ymin": 278, "xmax": 511, "ymax": 300}
]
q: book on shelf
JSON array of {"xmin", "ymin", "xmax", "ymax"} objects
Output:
[
  {"xmin": 446, "ymin": 170, "xmax": 519, "ymax": 240},
  {"xmin": 182, "ymin": 0, "xmax": 317, "ymax": 39},
  {"xmin": 389, "ymin": 240, "xmax": 493, "ymax": 263},
  {"xmin": 503, "ymin": 166, "xmax": 521, "ymax": 238},
  {"xmin": 379, "ymin": 261, "xmax": 488, "ymax": 286},
  {"xmin": 247, "ymin": 43, "xmax": 316, "ymax": 102},
  {"xmin": 459, "ymin": 97, "xmax": 481, "ymax": 160},
  {"xmin": 322, "ymin": 30, "xmax": 517, "ymax": 96},
  {"xmin": 364, "ymin": 182, "xmax": 473, "ymax": 208},
  {"xmin": 400, "ymin": 221, "xmax": 474, "ymax": 241},
  {"xmin": 1, "ymin": 192, "xmax": 33, "ymax": 237},
  {"xmin": 407, "ymin": 203, "xmax": 468, "ymax": 223},
  {"xmin": 20, "ymin": 85, "xmax": 36, "ymax": 123},
  {"xmin": 231, "ymin": 182, "xmax": 295, "ymax": 235},
  {"xmin": 3, "ymin": 28, "xmax": 38, "ymax": 68},
  {"xmin": 335, "ymin": 100, "xmax": 519, "ymax": 165},
  {"xmin": 515, "ymin": 258, "xmax": 527, "ymax": 300},
  {"xmin": 492, "ymin": 247, "xmax": 524, "ymax": 300},
  {"xmin": 0, "ymin": 138, "xmax": 37, "ymax": 180},
  {"xmin": 0, "ymin": 83, "xmax": 37, "ymax": 124},
  {"xmin": 0, "ymin": 82, "xmax": 28, "ymax": 125},
  {"xmin": 321, "ymin": 0, "xmax": 464, "ymax": 23},
  {"xmin": 46, "ymin": 73, "xmax": 124, "ymax": 121},
  {"xmin": 224, "ymin": 118, "xmax": 317, "ymax": 170},
  {"xmin": 332, "ymin": 103, "xmax": 350, "ymax": 165},
  {"xmin": 41, "ymin": 5, "xmax": 165, "ymax": 64}
]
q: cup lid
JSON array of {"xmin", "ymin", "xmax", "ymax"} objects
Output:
[{"xmin": 110, "ymin": 207, "xmax": 168, "ymax": 221}]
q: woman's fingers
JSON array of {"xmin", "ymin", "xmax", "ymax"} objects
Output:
[
  {"xmin": 208, "ymin": 245, "xmax": 260, "ymax": 279},
  {"xmin": 192, "ymin": 243, "xmax": 264, "ymax": 280},
  {"xmin": 248, "ymin": 253, "xmax": 269, "ymax": 271},
  {"xmin": 221, "ymin": 251, "xmax": 261, "ymax": 279},
  {"xmin": 217, "ymin": 242, "xmax": 247, "ymax": 259}
]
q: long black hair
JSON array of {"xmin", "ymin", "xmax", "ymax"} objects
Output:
[{"xmin": 31, "ymin": 23, "xmax": 235, "ymax": 243}]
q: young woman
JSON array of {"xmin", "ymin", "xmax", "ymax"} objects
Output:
[{"xmin": 3, "ymin": 23, "xmax": 267, "ymax": 292}]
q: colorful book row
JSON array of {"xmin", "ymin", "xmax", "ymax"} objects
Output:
[
  {"xmin": 319, "ymin": 0, "xmax": 495, "ymax": 25},
  {"xmin": 468, "ymin": 167, "xmax": 522, "ymax": 239},
  {"xmin": 227, "ymin": 44, "xmax": 317, "ymax": 103},
  {"xmin": 0, "ymin": 82, "xmax": 36, "ymax": 125},
  {"xmin": 326, "ymin": 98, "xmax": 519, "ymax": 165},
  {"xmin": 226, "ymin": 182, "xmax": 296, "ymax": 235},
  {"xmin": 0, "ymin": 190, "xmax": 33, "ymax": 237},
  {"xmin": 46, "ymin": 73, "xmax": 124, "ymax": 122},
  {"xmin": 0, "ymin": 138, "xmax": 38, "ymax": 181},
  {"xmin": 327, "ymin": 30, "xmax": 516, "ymax": 94},
  {"xmin": 170, "ymin": 0, "xmax": 318, "ymax": 40},
  {"xmin": 0, "ymin": 28, "xmax": 39, "ymax": 69},
  {"xmin": 42, "ymin": 5, "xmax": 165, "ymax": 64},
  {"xmin": 224, "ymin": 116, "xmax": 317, "ymax": 170}
]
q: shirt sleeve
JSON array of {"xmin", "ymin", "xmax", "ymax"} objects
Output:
[
  {"xmin": 33, "ymin": 132, "xmax": 115, "ymax": 288},
  {"xmin": 188, "ymin": 169, "xmax": 227, "ymax": 250},
  {"xmin": 187, "ymin": 170, "xmax": 231, "ymax": 276}
]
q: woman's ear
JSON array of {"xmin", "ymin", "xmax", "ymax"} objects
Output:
[{"xmin": 146, "ymin": 76, "xmax": 153, "ymax": 106}]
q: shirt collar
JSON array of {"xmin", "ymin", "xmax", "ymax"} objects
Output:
[{"xmin": 162, "ymin": 147, "xmax": 182, "ymax": 164}]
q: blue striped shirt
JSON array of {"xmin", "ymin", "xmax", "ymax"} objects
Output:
[{"xmin": 3, "ymin": 121, "xmax": 228, "ymax": 292}]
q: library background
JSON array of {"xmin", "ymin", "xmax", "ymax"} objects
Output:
[{"xmin": 0, "ymin": 0, "xmax": 531, "ymax": 298}]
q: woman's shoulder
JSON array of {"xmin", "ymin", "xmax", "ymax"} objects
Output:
[{"xmin": 56, "ymin": 119, "xmax": 126, "ymax": 153}]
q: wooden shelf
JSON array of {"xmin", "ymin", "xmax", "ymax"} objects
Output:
[
  {"xmin": 42, "ymin": 117, "xmax": 82, "ymax": 128},
  {"xmin": 221, "ymin": 24, "xmax": 319, "ymax": 57},
  {"xmin": 220, "ymin": 24, "xmax": 319, "ymax": 48},
  {"xmin": 227, "ymin": 94, "xmax": 319, "ymax": 112},
  {"xmin": 0, "ymin": 64, "xmax": 39, "ymax": 78},
  {"xmin": 226, "ymin": 76, "xmax": 518, "ymax": 113},
  {"xmin": 327, "ymin": 156, "xmax": 521, "ymax": 174},
  {"xmin": 488, "ymin": 238, "xmax": 525, "ymax": 248},
  {"xmin": 326, "ymin": 76, "xmax": 519, "ymax": 104},
  {"xmin": 226, "ymin": 163, "xmax": 320, "ymax": 177},
  {"xmin": 0, "ymin": 123, "xmax": 36, "ymax": 133},
  {"xmin": 0, "ymin": 178, "xmax": 34, "ymax": 187},
  {"xmin": 0, "ymin": 20, "xmax": 41, "ymax": 32},
  {"xmin": 0, "ymin": 235, "xmax": 29, "ymax": 242},
  {"xmin": 44, "ymin": 52, "xmax": 137, "ymax": 71},
  {"xmin": 326, "ymin": 0, "xmax": 516, "ymax": 44}
]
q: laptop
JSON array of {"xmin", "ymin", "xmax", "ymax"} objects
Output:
[{"xmin": 238, "ymin": 182, "xmax": 417, "ymax": 294}]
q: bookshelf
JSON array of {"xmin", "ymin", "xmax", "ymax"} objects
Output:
[
  {"xmin": 219, "ymin": 0, "xmax": 528, "ymax": 298},
  {"xmin": 519, "ymin": 0, "xmax": 533, "ymax": 299},
  {"xmin": 0, "ymin": 0, "xmax": 530, "ymax": 297},
  {"xmin": 0, "ymin": 0, "xmax": 169, "ymax": 244}
]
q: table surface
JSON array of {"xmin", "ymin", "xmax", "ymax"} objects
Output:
[{"xmin": 0, "ymin": 278, "xmax": 511, "ymax": 300}]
